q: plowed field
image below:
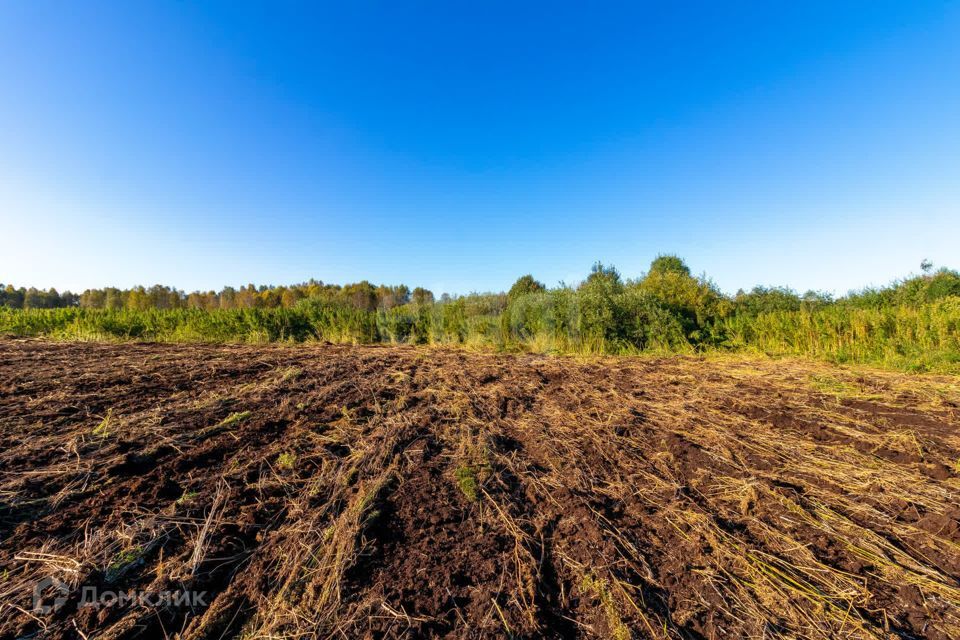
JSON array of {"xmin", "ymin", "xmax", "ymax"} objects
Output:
[{"xmin": 1, "ymin": 339, "xmax": 959, "ymax": 639}]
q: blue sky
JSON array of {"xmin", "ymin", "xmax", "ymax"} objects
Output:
[{"xmin": 1, "ymin": 2, "xmax": 958, "ymax": 296}]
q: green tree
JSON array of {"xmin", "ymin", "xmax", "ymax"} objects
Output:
[
  {"xmin": 342, "ymin": 281, "xmax": 378, "ymax": 311},
  {"xmin": 638, "ymin": 256, "xmax": 730, "ymax": 342},
  {"xmin": 80, "ymin": 289, "xmax": 107, "ymax": 308},
  {"xmin": 581, "ymin": 262, "xmax": 623, "ymax": 294},
  {"xmin": 411, "ymin": 287, "xmax": 434, "ymax": 306},
  {"xmin": 23, "ymin": 288, "xmax": 43, "ymax": 309},
  {"xmin": 507, "ymin": 275, "xmax": 545, "ymax": 301},
  {"xmin": 104, "ymin": 288, "xmax": 125, "ymax": 310},
  {"xmin": 648, "ymin": 254, "xmax": 691, "ymax": 277}
]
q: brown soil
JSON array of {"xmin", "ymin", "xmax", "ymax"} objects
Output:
[{"xmin": 1, "ymin": 339, "xmax": 959, "ymax": 639}]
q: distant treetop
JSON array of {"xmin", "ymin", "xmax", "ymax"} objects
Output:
[
  {"xmin": 508, "ymin": 275, "xmax": 545, "ymax": 301},
  {"xmin": 648, "ymin": 255, "xmax": 691, "ymax": 277}
]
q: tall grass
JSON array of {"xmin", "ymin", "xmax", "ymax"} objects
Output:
[
  {"xmin": 718, "ymin": 299, "xmax": 960, "ymax": 372},
  {"xmin": 3, "ymin": 295, "xmax": 959, "ymax": 373}
]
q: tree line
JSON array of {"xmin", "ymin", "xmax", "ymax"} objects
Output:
[
  {"xmin": 3, "ymin": 256, "xmax": 959, "ymax": 372},
  {"xmin": 7, "ymin": 256, "xmax": 960, "ymax": 373},
  {"xmin": 0, "ymin": 280, "xmax": 436, "ymax": 312},
  {"xmin": 3, "ymin": 256, "xmax": 958, "ymax": 318}
]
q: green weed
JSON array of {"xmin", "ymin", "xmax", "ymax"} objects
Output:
[
  {"xmin": 277, "ymin": 452, "xmax": 297, "ymax": 471},
  {"xmin": 93, "ymin": 409, "xmax": 114, "ymax": 437}
]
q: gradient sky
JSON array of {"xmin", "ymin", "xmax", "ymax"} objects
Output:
[{"xmin": 1, "ymin": 2, "xmax": 958, "ymax": 296}]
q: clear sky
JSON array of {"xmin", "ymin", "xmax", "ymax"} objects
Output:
[{"xmin": 1, "ymin": 2, "xmax": 958, "ymax": 296}]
